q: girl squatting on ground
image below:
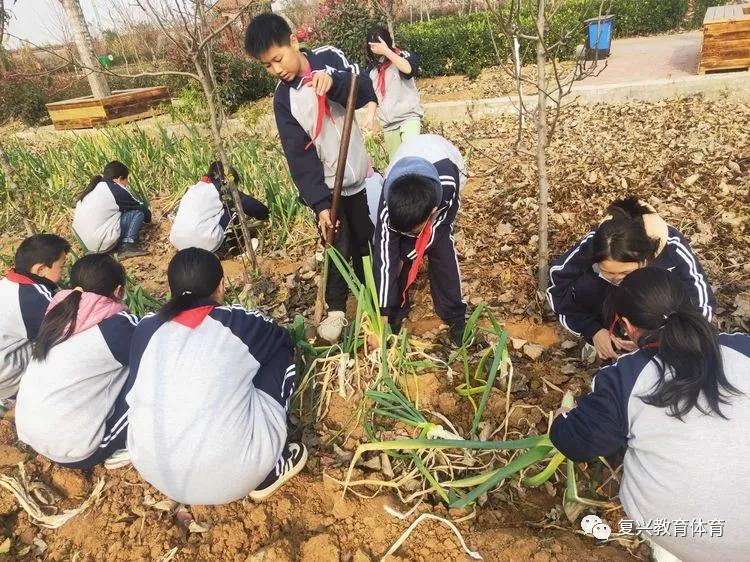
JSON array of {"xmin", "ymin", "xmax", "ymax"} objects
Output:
[
  {"xmin": 73, "ymin": 160, "xmax": 152, "ymax": 259},
  {"xmin": 550, "ymin": 268, "xmax": 750, "ymax": 561},
  {"xmin": 15, "ymin": 254, "xmax": 137, "ymax": 470},
  {"xmin": 365, "ymin": 26, "xmax": 424, "ymax": 157},
  {"xmin": 125, "ymin": 248, "xmax": 306, "ymax": 505},
  {"xmin": 547, "ymin": 197, "xmax": 715, "ymax": 361},
  {"xmin": 170, "ymin": 161, "xmax": 269, "ymax": 255}
]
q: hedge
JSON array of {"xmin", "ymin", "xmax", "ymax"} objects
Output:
[{"xmin": 397, "ymin": 0, "xmax": 694, "ymax": 78}]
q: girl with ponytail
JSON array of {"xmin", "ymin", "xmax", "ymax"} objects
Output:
[
  {"xmin": 126, "ymin": 248, "xmax": 307, "ymax": 505},
  {"xmin": 16, "ymin": 254, "xmax": 138, "ymax": 470},
  {"xmin": 551, "ymin": 268, "xmax": 750, "ymax": 561},
  {"xmin": 169, "ymin": 160, "xmax": 269, "ymax": 257},
  {"xmin": 72, "ymin": 160, "xmax": 152, "ymax": 260},
  {"xmin": 547, "ymin": 195, "xmax": 716, "ymax": 361}
]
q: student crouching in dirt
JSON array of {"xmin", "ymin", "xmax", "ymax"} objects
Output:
[
  {"xmin": 365, "ymin": 26, "xmax": 423, "ymax": 157},
  {"xmin": 245, "ymin": 13, "xmax": 379, "ymax": 343},
  {"xmin": 125, "ymin": 248, "xmax": 306, "ymax": 505},
  {"xmin": 550, "ymin": 268, "xmax": 750, "ymax": 561},
  {"xmin": 547, "ymin": 197, "xmax": 715, "ymax": 361},
  {"xmin": 373, "ymin": 134, "xmax": 469, "ymax": 347},
  {"xmin": 15, "ymin": 254, "xmax": 137, "ymax": 470},
  {"xmin": 0, "ymin": 234, "xmax": 70, "ymax": 416},
  {"xmin": 73, "ymin": 160, "xmax": 152, "ymax": 259},
  {"xmin": 169, "ymin": 161, "xmax": 269, "ymax": 256}
]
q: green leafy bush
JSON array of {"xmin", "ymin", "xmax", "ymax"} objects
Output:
[
  {"xmin": 398, "ymin": 0, "xmax": 692, "ymax": 77},
  {"xmin": 0, "ymin": 75, "xmax": 49, "ymax": 125},
  {"xmin": 314, "ymin": 0, "xmax": 381, "ymax": 66},
  {"xmin": 213, "ymin": 52, "xmax": 277, "ymax": 113}
]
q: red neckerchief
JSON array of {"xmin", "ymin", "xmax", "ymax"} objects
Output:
[
  {"xmin": 376, "ymin": 48, "xmax": 401, "ymax": 98},
  {"xmin": 200, "ymin": 176, "xmax": 214, "ymax": 184},
  {"xmin": 401, "ymin": 220, "xmax": 432, "ymax": 306},
  {"xmin": 173, "ymin": 305, "xmax": 215, "ymax": 329},
  {"xmin": 7, "ymin": 268, "xmax": 34, "ymax": 285},
  {"xmin": 300, "ymin": 69, "xmax": 332, "ymax": 150}
]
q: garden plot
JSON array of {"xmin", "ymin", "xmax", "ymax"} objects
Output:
[{"xmin": 0, "ymin": 96, "xmax": 748, "ymax": 561}]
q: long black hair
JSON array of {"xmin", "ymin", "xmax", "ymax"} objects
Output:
[
  {"xmin": 159, "ymin": 248, "xmax": 224, "ymax": 321},
  {"xmin": 33, "ymin": 254, "xmax": 125, "ymax": 360},
  {"xmin": 206, "ymin": 161, "xmax": 240, "ymax": 186},
  {"xmin": 79, "ymin": 161, "xmax": 129, "ymax": 201},
  {"xmin": 590, "ymin": 196, "xmax": 660, "ymax": 264},
  {"xmin": 614, "ymin": 268, "xmax": 740, "ymax": 420},
  {"xmin": 365, "ymin": 26, "xmax": 393, "ymax": 64}
]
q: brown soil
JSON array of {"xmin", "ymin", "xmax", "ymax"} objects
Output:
[{"xmin": 2, "ymin": 96, "xmax": 749, "ymax": 561}]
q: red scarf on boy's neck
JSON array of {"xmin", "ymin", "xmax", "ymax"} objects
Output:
[
  {"xmin": 300, "ymin": 68, "xmax": 332, "ymax": 150},
  {"xmin": 376, "ymin": 48, "xmax": 401, "ymax": 98},
  {"xmin": 401, "ymin": 220, "xmax": 433, "ymax": 306}
]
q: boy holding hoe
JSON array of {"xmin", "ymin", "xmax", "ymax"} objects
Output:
[{"xmin": 245, "ymin": 13, "xmax": 379, "ymax": 343}]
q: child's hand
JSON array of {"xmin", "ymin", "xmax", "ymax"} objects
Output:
[
  {"xmin": 317, "ymin": 209, "xmax": 338, "ymax": 235},
  {"xmin": 361, "ymin": 115, "xmax": 376, "ymax": 132},
  {"xmin": 368, "ymin": 37, "xmax": 392, "ymax": 57},
  {"xmin": 592, "ymin": 328, "xmax": 619, "ymax": 360},
  {"xmin": 308, "ymin": 71, "xmax": 333, "ymax": 96}
]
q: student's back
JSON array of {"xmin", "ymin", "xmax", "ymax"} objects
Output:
[
  {"xmin": 387, "ymin": 134, "xmax": 466, "ymax": 187},
  {"xmin": 127, "ymin": 304, "xmax": 293, "ymax": 505},
  {"xmin": 170, "ymin": 179, "xmax": 225, "ymax": 251},
  {"xmin": 613, "ymin": 334, "xmax": 750, "ymax": 559}
]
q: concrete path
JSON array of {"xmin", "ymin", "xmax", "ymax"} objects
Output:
[{"xmin": 578, "ymin": 31, "xmax": 703, "ymax": 85}]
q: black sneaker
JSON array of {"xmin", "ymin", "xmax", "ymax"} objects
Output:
[
  {"xmin": 117, "ymin": 242, "xmax": 149, "ymax": 260},
  {"xmin": 248, "ymin": 441, "xmax": 308, "ymax": 501},
  {"xmin": 450, "ymin": 320, "xmax": 475, "ymax": 348}
]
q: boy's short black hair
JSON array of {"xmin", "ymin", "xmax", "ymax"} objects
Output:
[
  {"xmin": 245, "ymin": 13, "xmax": 292, "ymax": 58},
  {"xmin": 386, "ymin": 176, "xmax": 438, "ymax": 232},
  {"xmin": 14, "ymin": 234, "xmax": 70, "ymax": 273}
]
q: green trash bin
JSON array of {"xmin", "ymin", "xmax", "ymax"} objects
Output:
[{"xmin": 98, "ymin": 54, "xmax": 114, "ymax": 68}]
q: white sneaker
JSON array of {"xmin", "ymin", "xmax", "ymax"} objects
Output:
[
  {"xmin": 317, "ymin": 311, "xmax": 347, "ymax": 343},
  {"xmin": 104, "ymin": 449, "xmax": 131, "ymax": 470},
  {"xmin": 248, "ymin": 442, "xmax": 307, "ymax": 501}
]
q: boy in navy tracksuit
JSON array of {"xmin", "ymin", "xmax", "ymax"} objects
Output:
[
  {"xmin": 373, "ymin": 134, "xmax": 468, "ymax": 346},
  {"xmin": 245, "ymin": 13, "xmax": 378, "ymax": 343},
  {"xmin": 0, "ymin": 234, "xmax": 70, "ymax": 412}
]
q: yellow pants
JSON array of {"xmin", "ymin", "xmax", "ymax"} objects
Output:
[{"xmin": 383, "ymin": 119, "xmax": 422, "ymax": 158}]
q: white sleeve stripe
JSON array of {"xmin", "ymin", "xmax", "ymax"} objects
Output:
[
  {"xmin": 558, "ymin": 314, "xmax": 581, "ymax": 337},
  {"xmin": 117, "ymin": 311, "xmax": 139, "ymax": 326},
  {"xmin": 668, "ymin": 237, "xmax": 711, "ymax": 319},
  {"xmin": 378, "ymin": 207, "xmax": 390, "ymax": 305},
  {"xmin": 32, "ymin": 284, "xmax": 53, "ymax": 301},
  {"xmin": 546, "ymin": 231, "xmax": 595, "ymax": 312}
]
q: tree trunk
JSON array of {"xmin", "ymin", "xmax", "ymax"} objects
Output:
[
  {"xmin": 60, "ymin": 0, "xmax": 111, "ymax": 99},
  {"xmin": 0, "ymin": 142, "xmax": 36, "ymax": 236},
  {"xmin": 194, "ymin": 55, "xmax": 257, "ymax": 277},
  {"xmin": 535, "ymin": 0, "xmax": 549, "ymax": 291}
]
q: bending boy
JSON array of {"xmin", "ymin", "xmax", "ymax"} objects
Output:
[{"xmin": 373, "ymin": 134, "xmax": 468, "ymax": 346}]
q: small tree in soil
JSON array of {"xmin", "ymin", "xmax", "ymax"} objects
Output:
[{"xmin": 488, "ymin": 0, "xmax": 609, "ymax": 293}]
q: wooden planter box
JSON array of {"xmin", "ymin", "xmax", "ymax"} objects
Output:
[
  {"xmin": 45, "ymin": 86, "xmax": 171, "ymax": 130},
  {"xmin": 699, "ymin": 4, "xmax": 750, "ymax": 74}
]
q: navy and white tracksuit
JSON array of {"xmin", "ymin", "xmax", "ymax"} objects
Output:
[
  {"xmin": 15, "ymin": 310, "xmax": 138, "ymax": 468},
  {"xmin": 373, "ymin": 134, "xmax": 468, "ymax": 324},
  {"xmin": 126, "ymin": 301, "xmax": 296, "ymax": 505},
  {"xmin": 170, "ymin": 177, "xmax": 269, "ymax": 252},
  {"xmin": 73, "ymin": 180, "xmax": 152, "ymax": 252},
  {"xmin": 547, "ymin": 221, "xmax": 715, "ymax": 343},
  {"xmin": 274, "ymin": 46, "xmax": 378, "ymax": 310},
  {"xmin": 551, "ymin": 333, "xmax": 750, "ymax": 561},
  {"xmin": 0, "ymin": 270, "xmax": 56, "ymax": 399},
  {"xmin": 367, "ymin": 49, "xmax": 424, "ymax": 131}
]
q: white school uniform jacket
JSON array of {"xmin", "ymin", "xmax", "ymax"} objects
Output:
[
  {"xmin": 170, "ymin": 179, "xmax": 226, "ymax": 252},
  {"xmin": 126, "ymin": 301, "xmax": 295, "ymax": 505},
  {"xmin": 0, "ymin": 270, "xmax": 55, "ymax": 399},
  {"xmin": 367, "ymin": 50, "xmax": 424, "ymax": 131},
  {"xmin": 72, "ymin": 180, "xmax": 150, "ymax": 252},
  {"xmin": 551, "ymin": 333, "xmax": 750, "ymax": 561},
  {"xmin": 15, "ymin": 310, "xmax": 137, "ymax": 463}
]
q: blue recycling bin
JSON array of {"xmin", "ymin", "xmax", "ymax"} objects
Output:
[{"xmin": 584, "ymin": 15, "xmax": 614, "ymax": 60}]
